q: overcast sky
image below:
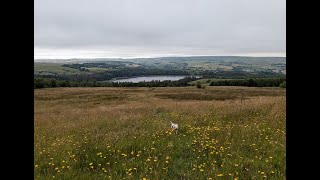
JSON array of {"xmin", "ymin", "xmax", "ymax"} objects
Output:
[{"xmin": 34, "ymin": 0, "xmax": 286, "ymax": 59}]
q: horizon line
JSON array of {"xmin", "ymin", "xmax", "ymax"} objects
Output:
[{"xmin": 34, "ymin": 54, "xmax": 286, "ymax": 60}]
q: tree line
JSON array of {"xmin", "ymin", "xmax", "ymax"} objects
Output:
[
  {"xmin": 209, "ymin": 78, "xmax": 286, "ymax": 88},
  {"xmin": 59, "ymin": 66, "xmax": 191, "ymax": 81},
  {"xmin": 199, "ymin": 70, "xmax": 285, "ymax": 79},
  {"xmin": 34, "ymin": 76, "xmax": 199, "ymax": 89}
]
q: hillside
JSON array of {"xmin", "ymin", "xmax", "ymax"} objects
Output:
[
  {"xmin": 34, "ymin": 56, "xmax": 286, "ymax": 76},
  {"xmin": 34, "ymin": 86, "xmax": 286, "ymax": 179}
]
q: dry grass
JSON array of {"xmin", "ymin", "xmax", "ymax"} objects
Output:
[{"xmin": 34, "ymin": 86, "xmax": 286, "ymax": 179}]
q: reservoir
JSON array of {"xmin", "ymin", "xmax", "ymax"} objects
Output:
[{"xmin": 112, "ymin": 75, "xmax": 188, "ymax": 83}]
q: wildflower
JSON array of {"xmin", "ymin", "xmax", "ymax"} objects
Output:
[{"xmin": 217, "ymin": 174, "xmax": 223, "ymax": 177}]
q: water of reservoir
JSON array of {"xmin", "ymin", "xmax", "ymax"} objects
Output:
[{"xmin": 112, "ymin": 75, "xmax": 188, "ymax": 83}]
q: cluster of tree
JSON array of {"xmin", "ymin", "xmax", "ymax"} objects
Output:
[
  {"xmin": 109, "ymin": 76, "xmax": 199, "ymax": 87},
  {"xmin": 56, "ymin": 67, "xmax": 191, "ymax": 81},
  {"xmin": 197, "ymin": 70, "xmax": 285, "ymax": 79},
  {"xmin": 34, "ymin": 76, "xmax": 199, "ymax": 89},
  {"xmin": 62, "ymin": 62, "xmax": 128, "ymax": 69},
  {"xmin": 99, "ymin": 67, "xmax": 190, "ymax": 80},
  {"xmin": 279, "ymin": 81, "xmax": 286, "ymax": 88},
  {"xmin": 209, "ymin": 78, "xmax": 286, "ymax": 87},
  {"xmin": 55, "ymin": 63, "xmax": 286, "ymax": 82},
  {"xmin": 34, "ymin": 77, "xmax": 102, "ymax": 89}
]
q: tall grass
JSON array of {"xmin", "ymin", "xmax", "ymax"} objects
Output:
[{"xmin": 34, "ymin": 87, "xmax": 286, "ymax": 179}]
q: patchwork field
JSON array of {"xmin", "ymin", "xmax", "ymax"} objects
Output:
[
  {"xmin": 34, "ymin": 86, "xmax": 286, "ymax": 179},
  {"xmin": 34, "ymin": 63, "xmax": 81, "ymax": 75}
]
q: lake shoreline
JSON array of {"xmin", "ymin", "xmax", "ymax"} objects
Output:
[{"xmin": 104, "ymin": 75, "xmax": 192, "ymax": 83}]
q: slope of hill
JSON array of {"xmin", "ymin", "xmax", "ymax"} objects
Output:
[{"xmin": 34, "ymin": 86, "xmax": 286, "ymax": 179}]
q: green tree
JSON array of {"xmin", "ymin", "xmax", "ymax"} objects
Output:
[
  {"xmin": 279, "ymin": 81, "xmax": 286, "ymax": 88},
  {"xmin": 196, "ymin": 81, "xmax": 202, "ymax": 88},
  {"xmin": 51, "ymin": 79, "xmax": 57, "ymax": 87}
]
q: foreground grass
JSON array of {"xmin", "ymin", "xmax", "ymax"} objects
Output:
[{"xmin": 34, "ymin": 87, "xmax": 286, "ymax": 179}]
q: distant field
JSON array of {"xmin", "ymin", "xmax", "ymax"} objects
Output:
[
  {"xmin": 86, "ymin": 67, "xmax": 110, "ymax": 72},
  {"xmin": 34, "ymin": 56, "xmax": 286, "ymax": 77},
  {"xmin": 34, "ymin": 86, "xmax": 286, "ymax": 179},
  {"xmin": 34, "ymin": 63, "xmax": 80, "ymax": 74}
]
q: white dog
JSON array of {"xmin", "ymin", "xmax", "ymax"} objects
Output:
[{"xmin": 170, "ymin": 121, "xmax": 178, "ymax": 133}]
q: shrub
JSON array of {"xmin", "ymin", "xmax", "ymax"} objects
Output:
[
  {"xmin": 196, "ymin": 81, "xmax": 202, "ymax": 88},
  {"xmin": 279, "ymin": 81, "xmax": 286, "ymax": 88}
]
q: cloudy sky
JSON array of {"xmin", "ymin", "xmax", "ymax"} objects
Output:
[{"xmin": 34, "ymin": 0, "xmax": 286, "ymax": 59}]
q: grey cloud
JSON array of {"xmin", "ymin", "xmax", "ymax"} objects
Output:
[{"xmin": 34, "ymin": 0, "xmax": 286, "ymax": 58}]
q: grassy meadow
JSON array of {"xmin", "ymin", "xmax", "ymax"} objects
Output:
[
  {"xmin": 34, "ymin": 63, "xmax": 81, "ymax": 75},
  {"xmin": 34, "ymin": 86, "xmax": 286, "ymax": 179}
]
